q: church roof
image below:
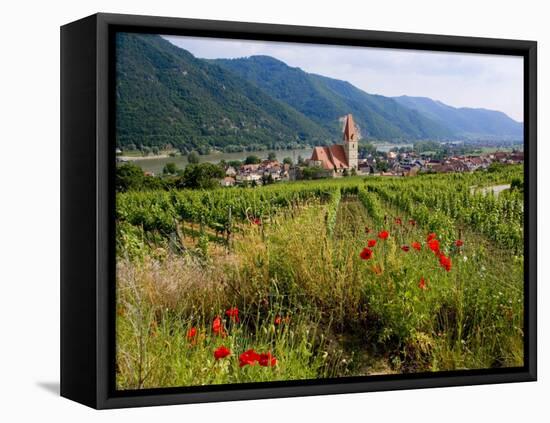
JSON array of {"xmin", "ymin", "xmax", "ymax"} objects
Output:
[
  {"xmin": 311, "ymin": 145, "xmax": 349, "ymax": 170},
  {"xmin": 343, "ymin": 114, "xmax": 357, "ymax": 142}
]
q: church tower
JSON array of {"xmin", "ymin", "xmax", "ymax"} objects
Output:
[{"xmin": 343, "ymin": 114, "xmax": 358, "ymax": 170}]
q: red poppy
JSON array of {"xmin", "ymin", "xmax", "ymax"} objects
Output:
[
  {"xmin": 439, "ymin": 254, "xmax": 452, "ymax": 272},
  {"xmin": 274, "ymin": 315, "xmax": 282, "ymax": 325},
  {"xmin": 359, "ymin": 247, "xmax": 374, "ymax": 260},
  {"xmin": 367, "ymin": 239, "xmax": 377, "ymax": 248},
  {"xmin": 409, "ymin": 219, "xmax": 416, "ymax": 226},
  {"xmin": 411, "ymin": 241, "xmax": 422, "ymax": 251},
  {"xmin": 186, "ymin": 327, "xmax": 197, "ymax": 340},
  {"xmin": 427, "ymin": 233, "xmax": 437, "ymax": 242},
  {"xmin": 259, "ymin": 352, "xmax": 278, "ymax": 367},
  {"xmin": 239, "ymin": 349, "xmax": 261, "ymax": 367},
  {"xmin": 395, "ymin": 218, "xmax": 402, "ymax": 225},
  {"xmin": 251, "ymin": 217, "xmax": 261, "ymax": 225},
  {"xmin": 214, "ymin": 346, "xmax": 231, "ymax": 360},
  {"xmin": 455, "ymin": 239, "xmax": 464, "ymax": 247},
  {"xmin": 401, "ymin": 245, "xmax": 410, "ymax": 252},
  {"xmin": 428, "ymin": 239, "xmax": 440, "ymax": 253},
  {"xmin": 225, "ymin": 307, "xmax": 240, "ymax": 323},
  {"xmin": 378, "ymin": 230, "xmax": 389, "ymax": 240},
  {"xmin": 418, "ymin": 277, "xmax": 427, "ymax": 290},
  {"xmin": 212, "ymin": 316, "xmax": 225, "ymax": 336}
]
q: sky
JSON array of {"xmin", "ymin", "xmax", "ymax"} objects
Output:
[{"xmin": 164, "ymin": 35, "xmax": 524, "ymax": 122}]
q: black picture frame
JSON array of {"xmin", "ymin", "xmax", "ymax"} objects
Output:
[{"xmin": 60, "ymin": 12, "xmax": 537, "ymax": 409}]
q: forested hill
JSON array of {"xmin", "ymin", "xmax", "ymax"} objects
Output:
[
  {"xmin": 116, "ymin": 33, "xmax": 331, "ymax": 152},
  {"xmin": 116, "ymin": 33, "xmax": 523, "ymax": 152},
  {"xmin": 213, "ymin": 55, "xmax": 453, "ymax": 141},
  {"xmin": 393, "ymin": 95, "xmax": 523, "ymax": 140}
]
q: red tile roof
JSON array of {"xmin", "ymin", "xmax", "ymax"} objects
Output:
[
  {"xmin": 311, "ymin": 145, "xmax": 349, "ymax": 170},
  {"xmin": 343, "ymin": 114, "xmax": 357, "ymax": 142}
]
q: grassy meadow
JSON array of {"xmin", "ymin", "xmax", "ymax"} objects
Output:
[{"xmin": 115, "ymin": 167, "xmax": 524, "ymax": 390}]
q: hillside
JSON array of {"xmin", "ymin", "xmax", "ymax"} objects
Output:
[
  {"xmin": 214, "ymin": 55, "xmax": 453, "ymax": 141},
  {"xmin": 394, "ymin": 95, "xmax": 523, "ymax": 140},
  {"xmin": 116, "ymin": 34, "xmax": 331, "ymax": 152}
]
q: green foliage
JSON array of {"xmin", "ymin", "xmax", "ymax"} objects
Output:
[
  {"xmin": 116, "ymin": 163, "xmax": 145, "ymax": 192},
  {"xmin": 267, "ymin": 152, "xmax": 277, "ymax": 161},
  {"xmin": 162, "ymin": 162, "xmax": 178, "ymax": 175},
  {"xmin": 177, "ymin": 163, "xmax": 225, "ymax": 189},
  {"xmin": 282, "ymin": 157, "xmax": 293, "ymax": 165},
  {"xmin": 187, "ymin": 151, "xmax": 200, "ymax": 164},
  {"xmin": 245, "ymin": 155, "xmax": 261, "ymax": 165}
]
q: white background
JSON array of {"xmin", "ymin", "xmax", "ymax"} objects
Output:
[{"xmin": 0, "ymin": 0, "xmax": 547, "ymax": 421}]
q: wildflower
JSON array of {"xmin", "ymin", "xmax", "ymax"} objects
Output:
[
  {"xmin": 378, "ymin": 230, "xmax": 389, "ymax": 240},
  {"xmin": 401, "ymin": 245, "xmax": 410, "ymax": 252},
  {"xmin": 427, "ymin": 233, "xmax": 437, "ymax": 242},
  {"xmin": 409, "ymin": 219, "xmax": 416, "ymax": 226},
  {"xmin": 395, "ymin": 218, "xmax": 402, "ymax": 225},
  {"xmin": 214, "ymin": 346, "xmax": 231, "ymax": 360},
  {"xmin": 455, "ymin": 239, "xmax": 464, "ymax": 247},
  {"xmin": 259, "ymin": 352, "xmax": 278, "ymax": 367},
  {"xmin": 439, "ymin": 254, "xmax": 452, "ymax": 272},
  {"xmin": 186, "ymin": 327, "xmax": 197, "ymax": 340},
  {"xmin": 274, "ymin": 315, "xmax": 282, "ymax": 325},
  {"xmin": 212, "ymin": 316, "xmax": 225, "ymax": 336},
  {"xmin": 418, "ymin": 277, "xmax": 427, "ymax": 290},
  {"xmin": 428, "ymin": 238, "xmax": 440, "ymax": 253},
  {"xmin": 411, "ymin": 241, "xmax": 422, "ymax": 251},
  {"xmin": 225, "ymin": 307, "xmax": 240, "ymax": 323},
  {"xmin": 367, "ymin": 239, "xmax": 377, "ymax": 248},
  {"xmin": 359, "ymin": 247, "xmax": 374, "ymax": 260},
  {"xmin": 239, "ymin": 349, "xmax": 261, "ymax": 367},
  {"xmin": 251, "ymin": 217, "xmax": 261, "ymax": 225}
]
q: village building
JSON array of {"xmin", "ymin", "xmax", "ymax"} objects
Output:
[{"xmin": 308, "ymin": 114, "xmax": 359, "ymax": 175}]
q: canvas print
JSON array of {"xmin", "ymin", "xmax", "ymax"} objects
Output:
[{"xmin": 114, "ymin": 32, "xmax": 525, "ymax": 390}]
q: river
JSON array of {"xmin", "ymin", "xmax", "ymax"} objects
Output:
[{"xmin": 122, "ymin": 143, "xmax": 412, "ymax": 174}]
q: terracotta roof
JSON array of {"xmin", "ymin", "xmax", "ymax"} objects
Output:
[
  {"xmin": 311, "ymin": 145, "xmax": 349, "ymax": 170},
  {"xmin": 343, "ymin": 114, "xmax": 357, "ymax": 142}
]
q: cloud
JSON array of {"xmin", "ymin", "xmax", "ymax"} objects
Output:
[{"xmin": 163, "ymin": 35, "xmax": 524, "ymax": 122}]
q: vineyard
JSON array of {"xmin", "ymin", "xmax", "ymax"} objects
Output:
[{"xmin": 116, "ymin": 165, "xmax": 524, "ymax": 389}]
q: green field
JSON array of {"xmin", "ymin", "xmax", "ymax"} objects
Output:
[{"xmin": 115, "ymin": 166, "xmax": 524, "ymax": 389}]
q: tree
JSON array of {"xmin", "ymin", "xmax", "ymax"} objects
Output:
[
  {"xmin": 228, "ymin": 160, "xmax": 242, "ymax": 169},
  {"xmin": 282, "ymin": 157, "xmax": 293, "ymax": 165},
  {"xmin": 177, "ymin": 163, "xmax": 224, "ymax": 189},
  {"xmin": 162, "ymin": 162, "xmax": 178, "ymax": 175},
  {"xmin": 351, "ymin": 168, "xmax": 357, "ymax": 176},
  {"xmin": 245, "ymin": 155, "xmax": 261, "ymax": 165},
  {"xmin": 187, "ymin": 151, "xmax": 200, "ymax": 164},
  {"xmin": 267, "ymin": 152, "xmax": 277, "ymax": 161},
  {"xmin": 116, "ymin": 163, "xmax": 144, "ymax": 192},
  {"xmin": 358, "ymin": 143, "xmax": 376, "ymax": 159}
]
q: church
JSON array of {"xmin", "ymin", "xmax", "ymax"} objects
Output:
[{"xmin": 309, "ymin": 114, "xmax": 359, "ymax": 175}]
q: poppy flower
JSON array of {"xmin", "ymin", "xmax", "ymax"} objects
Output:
[
  {"xmin": 439, "ymin": 254, "xmax": 452, "ymax": 272},
  {"xmin": 259, "ymin": 352, "xmax": 278, "ymax": 367},
  {"xmin": 214, "ymin": 346, "xmax": 231, "ymax": 360},
  {"xmin": 251, "ymin": 217, "xmax": 261, "ymax": 225},
  {"xmin": 427, "ymin": 233, "xmax": 437, "ymax": 242},
  {"xmin": 212, "ymin": 316, "xmax": 225, "ymax": 336},
  {"xmin": 455, "ymin": 239, "xmax": 464, "ymax": 247},
  {"xmin": 359, "ymin": 247, "xmax": 374, "ymax": 260},
  {"xmin": 187, "ymin": 327, "xmax": 197, "ymax": 340},
  {"xmin": 367, "ymin": 239, "xmax": 377, "ymax": 248},
  {"xmin": 428, "ymin": 239, "xmax": 440, "ymax": 253},
  {"xmin": 418, "ymin": 277, "xmax": 427, "ymax": 290},
  {"xmin": 411, "ymin": 241, "xmax": 422, "ymax": 251},
  {"xmin": 378, "ymin": 230, "xmax": 389, "ymax": 240},
  {"xmin": 401, "ymin": 245, "xmax": 410, "ymax": 252},
  {"xmin": 409, "ymin": 219, "xmax": 416, "ymax": 226},
  {"xmin": 395, "ymin": 218, "xmax": 402, "ymax": 225},
  {"xmin": 225, "ymin": 307, "xmax": 240, "ymax": 323},
  {"xmin": 274, "ymin": 315, "xmax": 282, "ymax": 325},
  {"xmin": 239, "ymin": 349, "xmax": 261, "ymax": 367}
]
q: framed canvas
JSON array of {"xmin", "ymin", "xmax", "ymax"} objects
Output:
[{"xmin": 60, "ymin": 12, "xmax": 537, "ymax": 409}]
